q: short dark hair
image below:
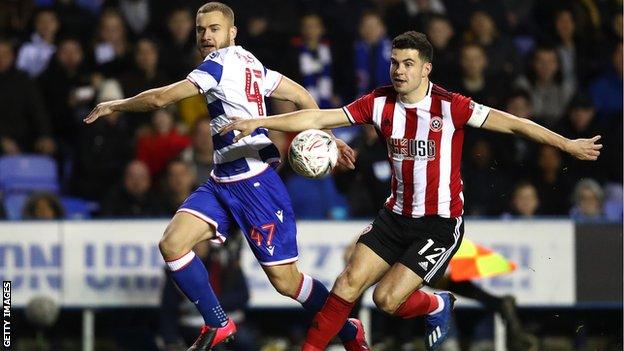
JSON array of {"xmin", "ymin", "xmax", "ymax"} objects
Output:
[
  {"xmin": 197, "ymin": 2, "xmax": 235, "ymax": 24},
  {"xmin": 392, "ymin": 31, "xmax": 433, "ymax": 62}
]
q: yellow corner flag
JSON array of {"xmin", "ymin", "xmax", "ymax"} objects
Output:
[{"xmin": 449, "ymin": 238, "xmax": 516, "ymax": 282}]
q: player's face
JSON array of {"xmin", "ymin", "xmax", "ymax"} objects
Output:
[
  {"xmin": 390, "ymin": 49, "xmax": 431, "ymax": 94},
  {"xmin": 196, "ymin": 11, "xmax": 237, "ymax": 58}
]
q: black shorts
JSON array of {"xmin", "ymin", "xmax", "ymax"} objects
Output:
[{"xmin": 358, "ymin": 207, "xmax": 464, "ymax": 285}]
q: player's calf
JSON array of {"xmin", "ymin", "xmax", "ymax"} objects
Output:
[{"xmin": 263, "ymin": 263, "xmax": 302, "ymax": 298}]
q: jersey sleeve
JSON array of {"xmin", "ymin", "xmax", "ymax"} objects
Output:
[
  {"xmin": 450, "ymin": 93, "xmax": 491, "ymax": 128},
  {"xmin": 342, "ymin": 92, "xmax": 375, "ymax": 125},
  {"xmin": 186, "ymin": 57, "xmax": 224, "ymax": 94},
  {"xmin": 263, "ymin": 67, "xmax": 283, "ymax": 97}
]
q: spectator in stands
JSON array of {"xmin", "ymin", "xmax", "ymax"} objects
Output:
[
  {"xmin": 384, "ymin": 0, "xmax": 446, "ymax": 38},
  {"xmin": 16, "ymin": 8, "xmax": 59, "ymax": 78},
  {"xmin": 181, "ymin": 119, "xmax": 214, "ymax": 183},
  {"xmin": 0, "ymin": 39, "xmax": 54, "ymax": 156},
  {"xmin": 502, "ymin": 0, "xmax": 537, "ymax": 43},
  {"xmin": 71, "ymin": 79, "xmax": 133, "ymax": 202},
  {"xmin": 425, "ymin": 14, "xmax": 458, "ymax": 87},
  {"xmin": 531, "ymin": 145, "xmax": 572, "ymax": 215},
  {"xmin": 451, "ymin": 43, "xmax": 503, "ymax": 108},
  {"xmin": 135, "ymin": 109, "xmax": 190, "ymax": 178},
  {"xmin": 160, "ymin": 6, "xmax": 196, "ymax": 81},
  {"xmin": 52, "ymin": 0, "xmax": 96, "ymax": 44},
  {"xmin": 462, "ymin": 139, "xmax": 512, "ymax": 216},
  {"xmin": 354, "ymin": 11, "xmax": 392, "ymax": 97},
  {"xmin": 117, "ymin": 0, "xmax": 151, "ymax": 36},
  {"xmin": 38, "ymin": 37, "xmax": 93, "ymax": 150},
  {"xmin": 570, "ymin": 178, "xmax": 605, "ymax": 221},
  {"xmin": 293, "ymin": 13, "xmax": 336, "ymax": 108},
  {"xmin": 443, "ymin": 0, "xmax": 508, "ymax": 32},
  {"xmin": 0, "ymin": 1, "xmax": 34, "ymax": 38},
  {"xmin": 118, "ymin": 37, "xmax": 171, "ymax": 130},
  {"xmin": 240, "ymin": 13, "xmax": 283, "ymax": 72},
  {"xmin": 22, "ymin": 192, "xmax": 65, "ymax": 220},
  {"xmin": 603, "ymin": 11, "xmax": 622, "ymax": 49},
  {"xmin": 286, "ymin": 174, "xmax": 348, "ymax": 219},
  {"xmin": 557, "ymin": 94, "xmax": 600, "ymax": 140},
  {"xmin": 464, "ymin": 10, "xmax": 519, "ymax": 77},
  {"xmin": 100, "ymin": 159, "xmax": 165, "ymax": 217},
  {"xmin": 506, "ymin": 181, "xmax": 540, "ymax": 218},
  {"xmin": 552, "ymin": 9, "xmax": 590, "ymax": 86},
  {"xmin": 515, "ymin": 45, "xmax": 576, "ymax": 126},
  {"xmin": 334, "ymin": 125, "xmax": 391, "ymax": 218},
  {"xmin": 162, "ymin": 159, "xmax": 197, "ymax": 215},
  {"xmin": 557, "ymin": 95, "xmax": 606, "ymax": 184},
  {"xmin": 603, "ymin": 183, "xmax": 623, "ymax": 222},
  {"xmin": 495, "ymin": 90, "xmax": 536, "ymax": 173},
  {"xmin": 589, "ymin": 41, "xmax": 623, "ymax": 121},
  {"xmin": 159, "ymin": 234, "xmax": 258, "ymax": 351},
  {"xmin": 94, "ymin": 9, "xmax": 132, "ymax": 77}
]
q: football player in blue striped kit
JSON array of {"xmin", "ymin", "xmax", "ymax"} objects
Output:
[{"xmin": 84, "ymin": 2, "xmax": 371, "ymax": 351}]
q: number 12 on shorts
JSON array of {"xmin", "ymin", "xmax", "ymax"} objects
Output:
[
  {"xmin": 250, "ymin": 223, "xmax": 275, "ymax": 247},
  {"xmin": 418, "ymin": 238, "xmax": 447, "ymax": 265}
]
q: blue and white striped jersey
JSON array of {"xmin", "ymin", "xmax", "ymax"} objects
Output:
[{"xmin": 187, "ymin": 45, "xmax": 283, "ymax": 182}]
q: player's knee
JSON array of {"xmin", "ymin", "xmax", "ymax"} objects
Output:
[
  {"xmin": 159, "ymin": 226, "xmax": 189, "ymax": 260},
  {"xmin": 372, "ymin": 287, "xmax": 400, "ymax": 314},
  {"xmin": 334, "ymin": 267, "xmax": 365, "ymax": 301}
]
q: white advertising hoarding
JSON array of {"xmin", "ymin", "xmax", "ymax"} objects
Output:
[
  {"xmin": 462, "ymin": 220, "xmax": 575, "ymax": 306},
  {"xmin": 0, "ymin": 222, "xmax": 62, "ymax": 306},
  {"xmin": 242, "ymin": 220, "xmax": 576, "ymax": 307},
  {"xmin": 61, "ymin": 221, "xmax": 167, "ymax": 307},
  {"xmin": 0, "ymin": 219, "xmax": 574, "ymax": 308}
]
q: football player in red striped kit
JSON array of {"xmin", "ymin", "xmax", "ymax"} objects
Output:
[{"xmin": 221, "ymin": 31, "xmax": 602, "ymax": 351}]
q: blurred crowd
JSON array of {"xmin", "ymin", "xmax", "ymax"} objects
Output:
[{"xmin": 0, "ymin": 0, "xmax": 622, "ymax": 222}]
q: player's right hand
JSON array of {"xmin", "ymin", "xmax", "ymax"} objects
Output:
[
  {"xmin": 219, "ymin": 117, "xmax": 262, "ymax": 142},
  {"xmin": 83, "ymin": 101, "xmax": 116, "ymax": 124},
  {"xmin": 565, "ymin": 135, "xmax": 602, "ymax": 161}
]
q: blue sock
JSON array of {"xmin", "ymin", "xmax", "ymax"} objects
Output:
[
  {"xmin": 295, "ymin": 274, "xmax": 358, "ymax": 341},
  {"xmin": 167, "ymin": 251, "xmax": 228, "ymax": 328}
]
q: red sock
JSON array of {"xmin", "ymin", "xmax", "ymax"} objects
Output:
[
  {"xmin": 394, "ymin": 290, "xmax": 439, "ymax": 319},
  {"xmin": 303, "ymin": 293, "xmax": 354, "ymax": 350}
]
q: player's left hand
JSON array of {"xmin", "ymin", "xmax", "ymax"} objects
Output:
[
  {"xmin": 83, "ymin": 101, "xmax": 116, "ymax": 124},
  {"xmin": 334, "ymin": 138, "xmax": 356, "ymax": 170},
  {"xmin": 565, "ymin": 135, "xmax": 602, "ymax": 161},
  {"xmin": 219, "ymin": 117, "xmax": 262, "ymax": 142}
]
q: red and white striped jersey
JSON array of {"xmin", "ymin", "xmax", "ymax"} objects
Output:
[{"xmin": 342, "ymin": 82, "xmax": 491, "ymax": 218}]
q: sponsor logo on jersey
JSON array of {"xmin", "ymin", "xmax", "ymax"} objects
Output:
[{"xmin": 389, "ymin": 138, "xmax": 436, "ymax": 160}]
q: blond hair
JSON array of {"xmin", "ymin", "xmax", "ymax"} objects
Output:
[{"xmin": 197, "ymin": 2, "xmax": 235, "ymax": 24}]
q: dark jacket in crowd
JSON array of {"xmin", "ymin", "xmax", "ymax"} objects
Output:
[{"xmin": 0, "ymin": 67, "xmax": 51, "ymax": 151}]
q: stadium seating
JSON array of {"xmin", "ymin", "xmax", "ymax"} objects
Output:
[{"xmin": 0, "ymin": 155, "xmax": 59, "ymax": 219}]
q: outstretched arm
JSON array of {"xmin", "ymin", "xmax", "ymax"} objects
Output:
[
  {"xmin": 220, "ymin": 109, "xmax": 351, "ymax": 142},
  {"xmin": 84, "ymin": 79, "xmax": 199, "ymax": 124},
  {"xmin": 482, "ymin": 109, "xmax": 602, "ymax": 160}
]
